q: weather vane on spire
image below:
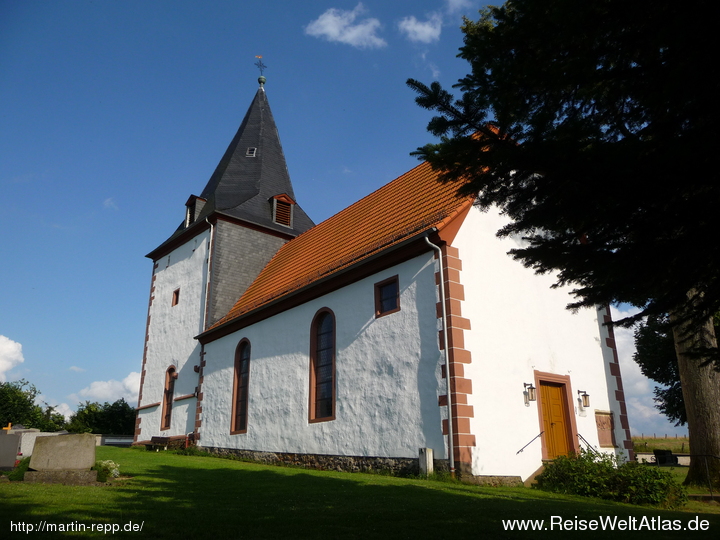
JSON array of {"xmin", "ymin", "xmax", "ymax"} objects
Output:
[
  {"xmin": 255, "ymin": 56, "xmax": 267, "ymax": 86},
  {"xmin": 255, "ymin": 56, "xmax": 267, "ymax": 75}
]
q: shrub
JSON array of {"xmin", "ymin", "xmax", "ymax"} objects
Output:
[
  {"xmin": 174, "ymin": 446, "xmax": 211, "ymax": 457},
  {"xmin": 8, "ymin": 457, "xmax": 30, "ymax": 482},
  {"xmin": 93, "ymin": 460, "xmax": 120, "ymax": 482},
  {"xmin": 611, "ymin": 462, "xmax": 687, "ymax": 508},
  {"xmin": 535, "ymin": 450, "xmax": 687, "ymax": 509},
  {"xmin": 7, "ymin": 457, "xmax": 31, "ymax": 481}
]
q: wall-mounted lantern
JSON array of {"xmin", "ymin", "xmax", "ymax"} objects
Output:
[
  {"xmin": 578, "ymin": 390, "xmax": 590, "ymax": 408},
  {"xmin": 524, "ymin": 383, "xmax": 537, "ymax": 406}
]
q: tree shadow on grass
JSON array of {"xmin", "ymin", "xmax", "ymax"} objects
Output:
[{"xmin": 2, "ymin": 456, "xmax": 719, "ymax": 539}]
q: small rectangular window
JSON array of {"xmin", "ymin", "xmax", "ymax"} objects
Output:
[
  {"xmin": 374, "ymin": 276, "xmax": 400, "ymax": 317},
  {"xmin": 171, "ymin": 288, "xmax": 180, "ymax": 306},
  {"xmin": 246, "ymin": 147, "xmax": 257, "ymax": 157}
]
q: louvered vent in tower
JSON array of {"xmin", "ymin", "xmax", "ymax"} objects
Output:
[{"xmin": 272, "ymin": 194, "xmax": 294, "ymax": 228}]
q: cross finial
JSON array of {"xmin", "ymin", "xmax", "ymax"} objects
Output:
[
  {"xmin": 255, "ymin": 56, "xmax": 267, "ymax": 86},
  {"xmin": 254, "ymin": 56, "xmax": 267, "ymax": 75}
]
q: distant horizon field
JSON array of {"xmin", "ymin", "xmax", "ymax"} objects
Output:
[{"xmin": 633, "ymin": 436, "xmax": 690, "ymax": 455}]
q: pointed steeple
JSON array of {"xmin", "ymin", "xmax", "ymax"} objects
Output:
[
  {"xmin": 196, "ymin": 83, "xmax": 314, "ymax": 235},
  {"xmin": 149, "ymin": 79, "xmax": 315, "ymax": 259}
]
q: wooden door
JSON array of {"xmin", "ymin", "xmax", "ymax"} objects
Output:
[{"xmin": 540, "ymin": 381, "xmax": 572, "ymax": 459}]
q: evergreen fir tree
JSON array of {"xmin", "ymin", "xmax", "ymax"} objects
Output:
[{"xmin": 408, "ymin": 0, "xmax": 720, "ymax": 485}]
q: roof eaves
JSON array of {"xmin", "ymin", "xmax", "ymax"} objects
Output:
[{"xmin": 145, "ymin": 218, "xmax": 211, "ymax": 260}]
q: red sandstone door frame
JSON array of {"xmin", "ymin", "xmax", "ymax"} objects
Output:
[{"xmin": 534, "ymin": 370, "xmax": 580, "ymax": 460}]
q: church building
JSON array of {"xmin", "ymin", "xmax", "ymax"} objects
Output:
[{"xmin": 134, "ymin": 76, "xmax": 634, "ymax": 483}]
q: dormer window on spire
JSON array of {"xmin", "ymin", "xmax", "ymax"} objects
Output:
[
  {"xmin": 272, "ymin": 194, "xmax": 295, "ymax": 228},
  {"xmin": 185, "ymin": 195, "xmax": 207, "ymax": 228}
]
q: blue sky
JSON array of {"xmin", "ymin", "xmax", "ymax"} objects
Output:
[{"xmin": 0, "ymin": 0, "xmax": 684, "ymax": 437}]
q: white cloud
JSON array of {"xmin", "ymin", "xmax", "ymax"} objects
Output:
[
  {"xmin": 35, "ymin": 395, "xmax": 75, "ymax": 421},
  {"xmin": 104, "ymin": 197, "xmax": 118, "ymax": 210},
  {"xmin": 305, "ymin": 3, "xmax": 387, "ymax": 49},
  {"xmin": 70, "ymin": 372, "xmax": 141, "ymax": 407},
  {"xmin": 69, "ymin": 366, "xmax": 86, "ymax": 373},
  {"xmin": 445, "ymin": 0, "xmax": 474, "ymax": 14},
  {"xmin": 398, "ymin": 14, "xmax": 442, "ymax": 44},
  {"xmin": 54, "ymin": 402, "xmax": 75, "ymax": 421},
  {"xmin": 0, "ymin": 335, "xmax": 24, "ymax": 382},
  {"xmin": 418, "ymin": 52, "xmax": 441, "ymax": 79}
]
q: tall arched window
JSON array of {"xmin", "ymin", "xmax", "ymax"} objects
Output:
[
  {"xmin": 309, "ymin": 309, "xmax": 335, "ymax": 422},
  {"xmin": 161, "ymin": 366, "xmax": 177, "ymax": 431},
  {"xmin": 231, "ymin": 339, "xmax": 251, "ymax": 434}
]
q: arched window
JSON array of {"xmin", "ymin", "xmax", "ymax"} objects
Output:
[
  {"xmin": 161, "ymin": 366, "xmax": 177, "ymax": 431},
  {"xmin": 309, "ymin": 309, "xmax": 335, "ymax": 422},
  {"xmin": 231, "ymin": 339, "xmax": 251, "ymax": 434}
]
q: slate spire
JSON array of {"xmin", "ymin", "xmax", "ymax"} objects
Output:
[
  {"xmin": 148, "ymin": 78, "xmax": 314, "ymax": 259},
  {"xmin": 196, "ymin": 79, "xmax": 314, "ymax": 235}
]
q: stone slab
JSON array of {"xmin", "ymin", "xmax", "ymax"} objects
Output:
[
  {"xmin": 0, "ymin": 433, "xmax": 21, "ymax": 469},
  {"xmin": 29, "ymin": 433, "xmax": 96, "ymax": 471},
  {"xmin": 17, "ymin": 431, "xmax": 63, "ymax": 458},
  {"xmin": 24, "ymin": 470, "xmax": 98, "ymax": 485}
]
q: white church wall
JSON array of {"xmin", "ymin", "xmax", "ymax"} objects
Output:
[
  {"xmin": 137, "ymin": 231, "xmax": 210, "ymax": 438},
  {"xmin": 199, "ymin": 253, "xmax": 447, "ymax": 459},
  {"xmin": 452, "ymin": 206, "xmax": 623, "ymax": 480}
]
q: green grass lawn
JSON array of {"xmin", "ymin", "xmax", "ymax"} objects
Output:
[{"xmin": 1, "ymin": 446, "xmax": 719, "ymax": 539}]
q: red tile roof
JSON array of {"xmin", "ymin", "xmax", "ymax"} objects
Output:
[{"xmin": 211, "ymin": 160, "xmax": 472, "ymax": 328}]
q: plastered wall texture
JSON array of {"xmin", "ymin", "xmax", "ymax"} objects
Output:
[
  {"xmin": 453, "ymin": 206, "xmax": 628, "ymax": 481},
  {"xmin": 138, "ymin": 231, "xmax": 209, "ymax": 437},
  {"xmin": 199, "ymin": 254, "xmax": 446, "ymax": 460}
]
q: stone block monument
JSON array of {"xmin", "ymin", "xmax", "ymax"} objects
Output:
[
  {"xmin": 0, "ymin": 432, "xmax": 21, "ymax": 470},
  {"xmin": 24, "ymin": 433, "xmax": 98, "ymax": 485}
]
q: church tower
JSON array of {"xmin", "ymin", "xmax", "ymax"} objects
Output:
[{"xmin": 134, "ymin": 76, "xmax": 314, "ymax": 443}]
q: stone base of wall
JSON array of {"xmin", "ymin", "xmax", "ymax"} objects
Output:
[
  {"xmin": 197, "ymin": 446, "xmax": 522, "ymax": 486},
  {"xmin": 201, "ymin": 446, "xmax": 451, "ymax": 476},
  {"xmin": 461, "ymin": 474, "xmax": 523, "ymax": 487},
  {"xmin": 24, "ymin": 470, "xmax": 98, "ymax": 485},
  {"xmin": 454, "ymin": 461, "xmax": 523, "ymax": 487}
]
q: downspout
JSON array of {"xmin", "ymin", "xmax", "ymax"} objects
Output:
[
  {"xmin": 425, "ymin": 236, "xmax": 456, "ymax": 477},
  {"xmin": 202, "ymin": 218, "xmax": 216, "ymax": 332},
  {"xmin": 195, "ymin": 218, "xmax": 215, "ymax": 446}
]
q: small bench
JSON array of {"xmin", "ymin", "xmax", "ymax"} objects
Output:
[
  {"xmin": 653, "ymin": 449, "xmax": 679, "ymax": 465},
  {"xmin": 146, "ymin": 436, "xmax": 170, "ymax": 452}
]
